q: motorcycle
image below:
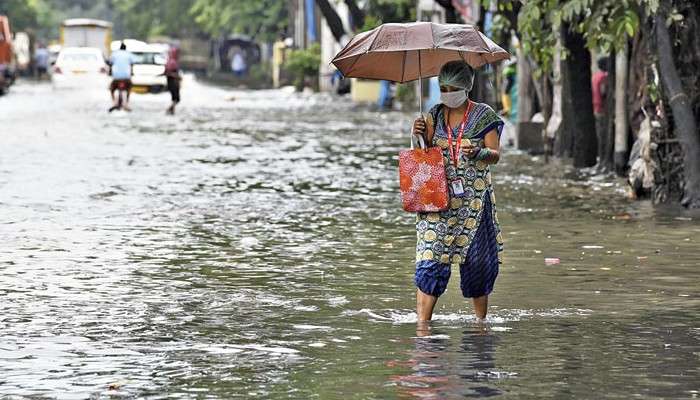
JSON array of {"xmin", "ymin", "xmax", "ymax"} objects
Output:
[{"xmin": 109, "ymin": 80, "xmax": 130, "ymax": 112}]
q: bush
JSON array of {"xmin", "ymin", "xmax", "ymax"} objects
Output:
[
  {"xmin": 395, "ymin": 82, "xmax": 416, "ymax": 107},
  {"xmin": 285, "ymin": 43, "xmax": 321, "ymax": 91},
  {"xmin": 247, "ymin": 61, "xmax": 272, "ymax": 88}
]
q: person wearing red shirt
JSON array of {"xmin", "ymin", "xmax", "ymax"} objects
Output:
[{"xmin": 592, "ymin": 57, "xmax": 609, "ymax": 164}]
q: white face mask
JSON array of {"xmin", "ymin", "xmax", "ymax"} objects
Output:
[{"xmin": 440, "ymin": 89, "xmax": 467, "ymax": 108}]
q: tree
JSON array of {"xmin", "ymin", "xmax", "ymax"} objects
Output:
[
  {"xmin": 343, "ymin": 0, "xmax": 364, "ymax": 31},
  {"xmin": 434, "ymin": 0, "xmax": 458, "ymax": 23},
  {"xmin": 191, "ymin": 0, "xmax": 288, "ymax": 42},
  {"xmin": 515, "ymin": 0, "xmax": 649, "ymax": 166},
  {"xmin": 654, "ymin": 5, "xmax": 700, "ymax": 208},
  {"xmin": 0, "ymin": 0, "xmax": 45, "ymax": 32},
  {"xmin": 562, "ymin": 25, "xmax": 597, "ymax": 167},
  {"xmin": 315, "ymin": 0, "xmax": 415, "ymax": 44},
  {"xmin": 315, "ymin": 0, "xmax": 346, "ymax": 43},
  {"xmin": 114, "ymin": 0, "xmax": 201, "ymax": 40}
]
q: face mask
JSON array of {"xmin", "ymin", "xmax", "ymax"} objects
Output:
[{"xmin": 441, "ymin": 89, "xmax": 467, "ymax": 108}]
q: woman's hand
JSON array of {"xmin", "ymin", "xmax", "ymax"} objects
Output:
[
  {"xmin": 412, "ymin": 116, "xmax": 426, "ymax": 137},
  {"xmin": 461, "ymin": 131, "xmax": 501, "ymax": 163},
  {"xmin": 461, "ymin": 141, "xmax": 480, "ymax": 159}
]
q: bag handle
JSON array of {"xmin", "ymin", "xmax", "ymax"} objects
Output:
[
  {"xmin": 410, "ymin": 112, "xmax": 427, "ymax": 150},
  {"xmin": 411, "ymin": 133, "xmax": 427, "ymax": 150}
]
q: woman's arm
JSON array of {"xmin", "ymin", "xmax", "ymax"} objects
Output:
[
  {"xmin": 481, "ymin": 130, "xmax": 500, "ymax": 164},
  {"xmin": 425, "ymin": 113, "xmax": 435, "ymax": 145},
  {"xmin": 463, "ymin": 130, "xmax": 500, "ymax": 164}
]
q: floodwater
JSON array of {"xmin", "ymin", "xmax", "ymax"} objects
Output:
[{"xmin": 1, "ymin": 78, "xmax": 698, "ymax": 399}]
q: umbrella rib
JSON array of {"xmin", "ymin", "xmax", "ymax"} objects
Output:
[
  {"xmin": 401, "ymin": 50, "xmax": 406, "ymax": 83},
  {"xmin": 366, "ymin": 24, "xmax": 384, "ymax": 53},
  {"xmin": 344, "ymin": 54, "xmax": 362, "ymax": 77},
  {"xmin": 477, "ymin": 32, "xmax": 493, "ymax": 53}
]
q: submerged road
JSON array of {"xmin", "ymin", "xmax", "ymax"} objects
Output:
[{"xmin": 0, "ymin": 78, "xmax": 698, "ymax": 398}]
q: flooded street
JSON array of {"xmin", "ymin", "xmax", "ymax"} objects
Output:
[{"xmin": 1, "ymin": 78, "xmax": 699, "ymax": 398}]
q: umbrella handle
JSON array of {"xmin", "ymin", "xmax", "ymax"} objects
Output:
[
  {"xmin": 418, "ymin": 49, "xmax": 423, "ymax": 115},
  {"xmin": 411, "ymin": 50, "xmax": 426, "ymax": 150}
]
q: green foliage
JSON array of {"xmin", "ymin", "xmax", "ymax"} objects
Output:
[
  {"xmin": 285, "ymin": 43, "xmax": 320, "ymax": 91},
  {"xmin": 2, "ymin": 0, "xmax": 289, "ymax": 42},
  {"xmin": 395, "ymin": 82, "xmax": 416, "ymax": 106},
  {"xmin": 247, "ymin": 61, "xmax": 272, "ymax": 87},
  {"xmin": 191, "ymin": 0, "xmax": 288, "ymax": 42},
  {"xmin": 0, "ymin": 0, "xmax": 50, "ymax": 33},
  {"xmin": 509, "ymin": 0, "xmax": 663, "ymax": 73},
  {"xmin": 516, "ymin": 0, "xmax": 557, "ymax": 74},
  {"xmin": 113, "ymin": 0, "xmax": 200, "ymax": 40},
  {"xmin": 360, "ymin": 15, "xmax": 382, "ymax": 32},
  {"xmin": 361, "ymin": 0, "xmax": 415, "ymax": 31},
  {"xmin": 489, "ymin": 13, "xmax": 511, "ymax": 45}
]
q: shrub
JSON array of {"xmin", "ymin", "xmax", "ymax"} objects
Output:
[{"xmin": 285, "ymin": 43, "xmax": 320, "ymax": 91}]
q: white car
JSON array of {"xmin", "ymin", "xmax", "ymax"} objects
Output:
[
  {"xmin": 51, "ymin": 47, "xmax": 109, "ymax": 88},
  {"xmin": 111, "ymin": 39, "xmax": 167, "ymax": 93}
]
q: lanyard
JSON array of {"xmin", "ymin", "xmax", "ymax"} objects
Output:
[{"xmin": 446, "ymin": 100, "xmax": 473, "ymax": 168}]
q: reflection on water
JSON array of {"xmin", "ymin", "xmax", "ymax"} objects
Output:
[
  {"xmin": 0, "ymin": 79, "xmax": 698, "ymax": 398},
  {"xmin": 389, "ymin": 326, "xmax": 506, "ymax": 399}
]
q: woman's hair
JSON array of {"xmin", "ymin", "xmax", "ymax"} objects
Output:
[{"xmin": 438, "ymin": 61, "xmax": 475, "ymax": 91}]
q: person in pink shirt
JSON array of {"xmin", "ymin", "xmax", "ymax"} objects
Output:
[
  {"xmin": 592, "ymin": 57, "xmax": 609, "ymax": 164},
  {"xmin": 163, "ymin": 47, "xmax": 181, "ymax": 115}
]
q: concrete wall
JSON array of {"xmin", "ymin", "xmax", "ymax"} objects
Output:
[
  {"xmin": 319, "ymin": 0, "xmax": 350, "ymax": 93},
  {"xmin": 350, "ymin": 78, "xmax": 382, "ymax": 103}
]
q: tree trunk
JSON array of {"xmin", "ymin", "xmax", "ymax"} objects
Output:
[
  {"xmin": 541, "ymin": 73, "xmax": 552, "ymax": 127},
  {"xmin": 655, "ymin": 14, "xmax": 700, "ymax": 208},
  {"xmin": 614, "ymin": 42, "xmax": 629, "ymax": 175},
  {"xmin": 516, "ymin": 46, "xmax": 535, "ymax": 123},
  {"xmin": 529, "ymin": 57, "xmax": 546, "ymax": 115},
  {"xmin": 343, "ymin": 0, "xmax": 364, "ymax": 31},
  {"xmin": 563, "ymin": 27, "xmax": 597, "ymax": 168},
  {"xmin": 556, "ymin": 42, "xmax": 574, "ymax": 158},
  {"xmin": 545, "ymin": 30, "xmax": 563, "ymax": 161},
  {"xmin": 315, "ymin": 0, "xmax": 346, "ymax": 43},
  {"xmin": 435, "ymin": 0, "xmax": 458, "ymax": 23}
]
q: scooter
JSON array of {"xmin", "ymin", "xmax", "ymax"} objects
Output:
[
  {"xmin": 0, "ymin": 64, "xmax": 14, "ymax": 96},
  {"xmin": 109, "ymin": 80, "xmax": 130, "ymax": 112}
]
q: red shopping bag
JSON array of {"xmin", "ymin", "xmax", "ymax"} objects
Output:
[{"xmin": 398, "ymin": 146, "xmax": 449, "ymax": 212}]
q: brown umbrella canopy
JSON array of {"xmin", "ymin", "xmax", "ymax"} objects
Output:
[{"xmin": 331, "ymin": 22, "xmax": 509, "ymax": 83}]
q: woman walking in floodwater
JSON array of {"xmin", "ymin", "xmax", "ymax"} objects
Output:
[{"xmin": 411, "ymin": 61, "xmax": 504, "ymax": 322}]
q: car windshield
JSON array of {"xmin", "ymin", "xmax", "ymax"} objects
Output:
[
  {"xmin": 61, "ymin": 53, "xmax": 101, "ymax": 63},
  {"xmin": 132, "ymin": 52, "xmax": 166, "ymax": 65}
]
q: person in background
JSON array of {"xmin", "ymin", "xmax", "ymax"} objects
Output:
[
  {"xmin": 272, "ymin": 36, "xmax": 286, "ymax": 88},
  {"xmin": 0, "ymin": 32, "xmax": 12, "ymax": 84},
  {"xmin": 34, "ymin": 43, "xmax": 50, "ymax": 80},
  {"xmin": 500, "ymin": 60, "xmax": 516, "ymax": 121},
  {"xmin": 377, "ymin": 80, "xmax": 392, "ymax": 110},
  {"xmin": 592, "ymin": 56, "xmax": 609, "ymax": 163},
  {"xmin": 108, "ymin": 41, "xmax": 136, "ymax": 111},
  {"xmin": 164, "ymin": 46, "xmax": 181, "ymax": 115},
  {"xmin": 231, "ymin": 51, "xmax": 246, "ymax": 77}
]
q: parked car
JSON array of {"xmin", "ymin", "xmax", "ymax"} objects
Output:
[
  {"xmin": 111, "ymin": 39, "xmax": 167, "ymax": 93},
  {"xmin": 51, "ymin": 47, "xmax": 109, "ymax": 88}
]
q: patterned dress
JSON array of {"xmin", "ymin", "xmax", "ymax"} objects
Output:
[{"xmin": 414, "ymin": 102, "xmax": 504, "ymax": 298}]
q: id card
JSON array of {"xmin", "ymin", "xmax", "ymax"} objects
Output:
[{"xmin": 450, "ymin": 179, "xmax": 465, "ymax": 197}]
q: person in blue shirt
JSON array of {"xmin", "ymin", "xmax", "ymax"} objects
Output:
[
  {"xmin": 108, "ymin": 42, "xmax": 136, "ymax": 111},
  {"xmin": 34, "ymin": 43, "xmax": 50, "ymax": 80}
]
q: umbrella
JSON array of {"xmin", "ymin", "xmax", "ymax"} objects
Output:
[{"xmin": 331, "ymin": 22, "xmax": 509, "ymax": 113}]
